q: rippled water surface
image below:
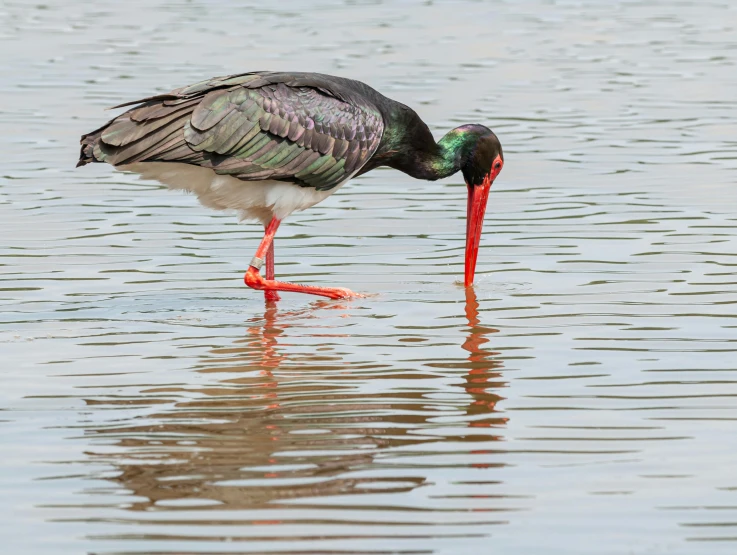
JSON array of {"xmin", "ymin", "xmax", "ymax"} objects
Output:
[{"xmin": 2, "ymin": 1, "xmax": 737, "ymax": 553}]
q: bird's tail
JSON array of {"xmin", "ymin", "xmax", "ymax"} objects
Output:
[{"xmin": 76, "ymin": 125, "xmax": 106, "ymax": 167}]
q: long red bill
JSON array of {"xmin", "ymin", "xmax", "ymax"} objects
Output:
[{"xmin": 464, "ymin": 174, "xmax": 493, "ymax": 287}]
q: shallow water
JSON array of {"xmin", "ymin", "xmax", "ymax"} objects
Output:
[{"xmin": 1, "ymin": 1, "xmax": 737, "ymax": 553}]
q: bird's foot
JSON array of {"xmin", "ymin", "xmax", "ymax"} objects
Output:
[
  {"xmin": 325, "ymin": 287, "xmax": 365, "ymax": 299},
  {"xmin": 264, "ymin": 290, "xmax": 282, "ymax": 302},
  {"xmin": 295, "ymin": 285, "xmax": 363, "ymax": 300},
  {"xmin": 245, "ymin": 268, "xmax": 362, "ymax": 300}
]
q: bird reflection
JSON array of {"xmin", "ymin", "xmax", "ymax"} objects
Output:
[{"xmin": 81, "ymin": 292, "xmax": 507, "ymax": 514}]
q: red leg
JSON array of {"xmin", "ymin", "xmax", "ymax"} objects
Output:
[
  {"xmin": 263, "ymin": 232, "xmax": 281, "ymax": 302},
  {"xmin": 244, "ymin": 218, "xmax": 361, "ymax": 300}
]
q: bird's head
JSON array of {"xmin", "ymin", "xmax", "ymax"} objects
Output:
[{"xmin": 457, "ymin": 125, "xmax": 504, "ymax": 287}]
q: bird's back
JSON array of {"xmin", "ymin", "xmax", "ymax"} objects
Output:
[{"xmin": 78, "ymin": 72, "xmax": 388, "ymax": 192}]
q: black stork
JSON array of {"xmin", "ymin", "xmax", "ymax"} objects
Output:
[{"xmin": 78, "ymin": 72, "xmax": 504, "ymax": 301}]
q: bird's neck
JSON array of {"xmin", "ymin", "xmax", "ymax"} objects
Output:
[{"xmin": 389, "ymin": 127, "xmax": 475, "ymax": 181}]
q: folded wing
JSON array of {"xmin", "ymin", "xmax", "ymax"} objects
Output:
[{"xmin": 79, "ymin": 73, "xmax": 385, "ymax": 191}]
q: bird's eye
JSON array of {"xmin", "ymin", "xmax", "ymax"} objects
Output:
[{"xmin": 494, "ymin": 162, "xmax": 502, "ymax": 169}]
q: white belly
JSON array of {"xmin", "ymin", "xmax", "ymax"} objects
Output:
[{"xmin": 119, "ymin": 162, "xmax": 349, "ymax": 224}]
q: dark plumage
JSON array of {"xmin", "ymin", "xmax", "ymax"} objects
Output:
[
  {"xmin": 78, "ymin": 71, "xmax": 504, "ymax": 300},
  {"xmin": 79, "ymin": 72, "xmax": 388, "ymax": 191}
]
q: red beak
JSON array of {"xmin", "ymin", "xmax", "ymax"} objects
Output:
[{"xmin": 464, "ymin": 176, "xmax": 492, "ymax": 287}]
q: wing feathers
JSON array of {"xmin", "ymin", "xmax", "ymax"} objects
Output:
[
  {"xmin": 190, "ymin": 90, "xmax": 236, "ymax": 130},
  {"xmin": 82, "ymin": 72, "xmax": 384, "ymax": 191}
]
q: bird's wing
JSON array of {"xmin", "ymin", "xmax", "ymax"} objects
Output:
[{"xmin": 80, "ymin": 73, "xmax": 385, "ymax": 191}]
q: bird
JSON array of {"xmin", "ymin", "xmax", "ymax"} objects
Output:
[{"xmin": 78, "ymin": 71, "xmax": 504, "ymax": 302}]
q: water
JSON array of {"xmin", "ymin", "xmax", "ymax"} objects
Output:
[{"xmin": 1, "ymin": 1, "xmax": 737, "ymax": 553}]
